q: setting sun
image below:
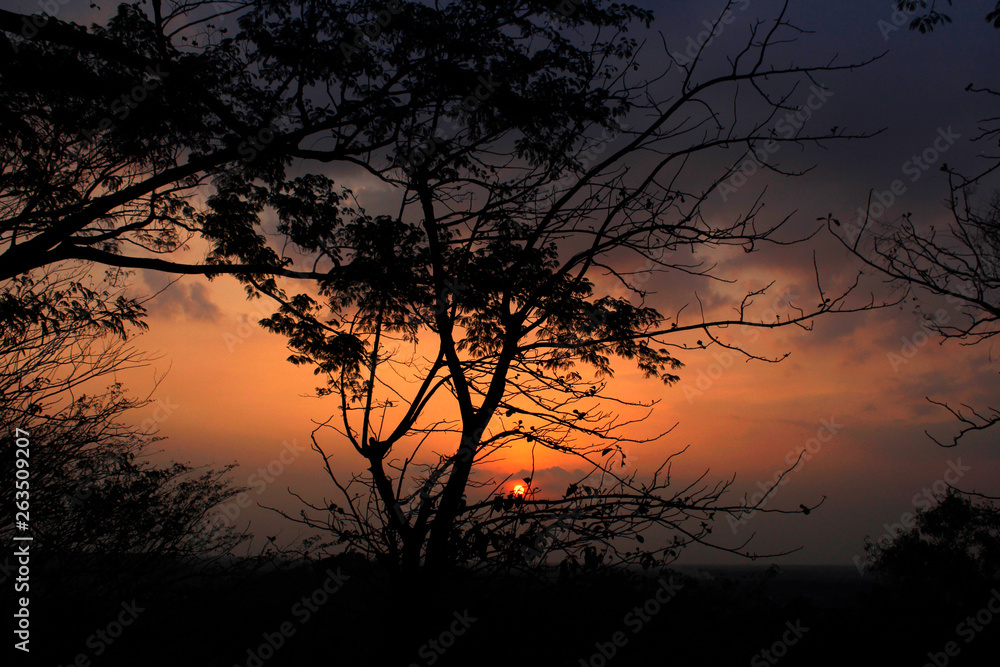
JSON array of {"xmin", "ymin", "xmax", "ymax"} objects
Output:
[{"xmin": 9, "ymin": 1, "xmax": 1000, "ymax": 664}]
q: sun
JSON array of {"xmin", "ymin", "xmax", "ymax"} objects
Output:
[{"xmin": 512, "ymin": 483, "xmax": 527, "ymax": 497}]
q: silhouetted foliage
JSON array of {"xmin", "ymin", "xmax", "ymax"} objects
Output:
[
  {"xmin": 3, "ymin": 0, "xmax": 883, "ymax": 578},
  {"xmin": 896, "ymin": 0, "xmax": 1000, "ymax": 31},
  {"xmin": 0, "ymin": 1, "xmax": 345, "ymax": 283},
  {"xmin": 232, "ymin": 0, "xmax": 888, "ymax": 573},
  {"xmin": 863, "ymin": 491, "xmax": 1000, "ymax": 587},
  {"xmin": 0, "ymin": 264, "xmax": 250, "ymax": 598}
]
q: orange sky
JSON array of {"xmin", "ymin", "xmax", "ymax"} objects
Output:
[
  {"xmin": 36, "ymin": 0, "xmax": 999, "ymax": 567},
  {"xmin": 120, "ymin": 217, "xmax": 1000, "ymax": 566}
]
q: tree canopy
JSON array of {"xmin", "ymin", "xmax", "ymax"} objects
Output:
[{"xmin": 3, "ymin": 0, "xmax": 888, "ymax": 573}]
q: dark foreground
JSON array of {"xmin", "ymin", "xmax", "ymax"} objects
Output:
[{"xmin": 21, "ymin": 559, "xmax": 1000, "ymax": 666}]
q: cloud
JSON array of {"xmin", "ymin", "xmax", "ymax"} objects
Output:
[
  {"xmin": 509, "ymin": 466, "xmax": 590, "ymax": 496},
  {"xmin": 141, "ymin": 271, "xmax": 222, "ymax": 322}
]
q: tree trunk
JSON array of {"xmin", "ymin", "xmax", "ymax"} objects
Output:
[{"xmin": 424, "ymin": 428, "xmax": 479, "ymax": 571}]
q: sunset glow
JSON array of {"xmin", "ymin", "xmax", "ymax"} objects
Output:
[{"xmin": 5, "ymin": 0, "xmax": 1000, "ymax": 663}]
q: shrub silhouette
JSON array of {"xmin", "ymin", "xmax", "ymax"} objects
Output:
[{"xmin": 863, "ymin": 490, "xmax": 1000, "ymax": 591}]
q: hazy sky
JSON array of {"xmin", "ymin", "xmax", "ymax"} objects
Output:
[{"xmin": 29, "ymin": 0, "xmax": 999, "ymax": 567}]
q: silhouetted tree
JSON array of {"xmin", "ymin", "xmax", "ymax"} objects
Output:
[
  {"xmin": 832, "ymin": 11, "xmax": 1000, "ymax": 447},
  {"xmin": 834, "ymin": 181, "xmax": 1000, "ymax": 446},
  {"xmin": 862, "ymin": 490, "xmax": 1000, "ymax": 589},
  {"xmin": 0, "ymin": 264, "xmax": 250, "ymax": 598},
  {"xmin": 234, "ymin": 0, "xmax": 887, "ymax": 573},
  {"xmin": 0, "ymin": 1, "xmax": 370, "ymax": 283},
  {"xmin": 1, "ymin": 0, "xmax": 886, "ymax": 576}
]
